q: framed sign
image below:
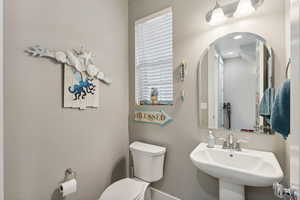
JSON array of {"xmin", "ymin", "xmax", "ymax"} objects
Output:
[{"xmin": 134, "ymin": 110, "xmax": 173, "ymax": 126}]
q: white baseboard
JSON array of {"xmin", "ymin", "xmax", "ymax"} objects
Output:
[{"xmin": 150, "ymin": 187, "xmax": 182, "ymax": 200}]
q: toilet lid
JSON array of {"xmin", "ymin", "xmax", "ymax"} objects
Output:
[{"xmin": 99, "ymin": 178, "xmax": 149, "ymax": 200}]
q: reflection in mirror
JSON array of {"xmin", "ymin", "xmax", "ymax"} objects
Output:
[{"xmin": 198, "ymin": 32, "xmax": 273, "ymax": 134}]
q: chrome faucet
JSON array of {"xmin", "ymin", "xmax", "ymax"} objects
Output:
[{"xmin": 219, "ymin": 132, "xmax": 248, "ymax": 151}]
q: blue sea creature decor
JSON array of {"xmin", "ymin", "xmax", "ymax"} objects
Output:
[
  {"xmin": 25, "ymin": 46, "xmax": 112, "ymax": 109},
  {"xmin": 68, "ymin": 72, "xmax": 96, "ymax": 100}
]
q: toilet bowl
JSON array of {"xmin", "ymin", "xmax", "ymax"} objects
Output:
[
  {"xmin": 99, "ymin": 178, "xmax": 150, "ymax": 200},
  {"xmin": 99, "ymin": 142, "xmax": 166, "ymax": 200}
]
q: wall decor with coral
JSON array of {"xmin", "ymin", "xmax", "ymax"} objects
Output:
[{"xmin": 26, "ymin": 46, "xmax": 112, "ymax": 110}]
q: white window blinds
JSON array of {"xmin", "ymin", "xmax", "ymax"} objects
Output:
[{"xmin": 135, "ymin": 8, "xmax": 173, "ymax": 105}]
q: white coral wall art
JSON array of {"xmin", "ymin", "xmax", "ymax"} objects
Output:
[{"xmin": 26, "ymin": 46, "xmax": 112, "ymax": 110}]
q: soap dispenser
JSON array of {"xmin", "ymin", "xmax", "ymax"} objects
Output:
[{"xmin": 207, "ymin": 130, "xmax": 215, "ymax": 148}]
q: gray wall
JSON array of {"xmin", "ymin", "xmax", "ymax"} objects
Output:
[
  {"xmin": 0, "ymin": 0, "xmax": 3, "ymax": 198},
  {"xmin": 129, "ymin": 0, "xmax": 287, "ymax": 200},
  {"xmin": 288, "ymin": 0, "xmax": 300, "ymax": 188},
  {"xmin": 223, "ymin": 57, "xmax": 256, "ymax": 130},
  {"xmin": 4, "ymin": 0, "xmax": 129, "ymax": 199}
]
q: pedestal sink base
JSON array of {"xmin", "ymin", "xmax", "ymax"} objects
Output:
[{"xmin": 219, "ymin": 180, "xmax": 245, "ymax": 200}]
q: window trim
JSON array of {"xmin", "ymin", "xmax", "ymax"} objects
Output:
[{"xmin": 135, "ymin": 7, "xmax": 172, "ymax": 26}]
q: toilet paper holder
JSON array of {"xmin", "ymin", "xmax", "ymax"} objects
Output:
[
  {"xmin": 64, "ymin": 168, "xmax": 77, "ymax": 181},
  {"xmin": 59, "ymin": 168, "xmax": 77, "ymax": 199}
]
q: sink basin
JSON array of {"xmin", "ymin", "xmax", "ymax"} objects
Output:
[{"xmin": 190, "ymin": 143, "xmax": 283, "ymax": 200}]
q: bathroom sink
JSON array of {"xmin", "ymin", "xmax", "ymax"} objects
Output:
[{"xmin": 190, "ymin": 143, "xmax": 283, "ymax": 187}]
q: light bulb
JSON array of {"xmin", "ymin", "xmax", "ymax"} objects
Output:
[
  {"xmin": 209, "ymin": 7, "xmax": 227, "ymax": 26},
  {"xmin": 234, "ymin": 0, "xmax": 255, "ymax": 18},
  {"xmin": 233, "ymin": 35, "xmax": 243, "ymax": 40}
]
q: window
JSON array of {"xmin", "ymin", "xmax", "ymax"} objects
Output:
[{"xmin": 135, "ymin": 8, "xmax": 173, "ymax": 105}]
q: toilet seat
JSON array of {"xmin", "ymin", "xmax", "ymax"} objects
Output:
[{"xmin": 99, "ymin": 178, "xmax": 150, "ymax": 200}]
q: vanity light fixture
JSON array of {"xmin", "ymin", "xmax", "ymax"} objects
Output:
[
  {"xmin": 207, "ymin": 0, "xmax": 227, "ymax": 26},
  {"xmin": 234, "ymin": 0, "xmax": 256, "ymax": 18},
  {"xmin": 206, "ymin": 0, "xmax": 264, "ymax": 26}
]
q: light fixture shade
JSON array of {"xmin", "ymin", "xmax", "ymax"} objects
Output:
[
  {"xmin": 234, "ymin": 0, "xmax": 256, "ymax": 18},
  {"xmin": 209, "ymin": 6, "xmax": 227, "ymax": 26}
]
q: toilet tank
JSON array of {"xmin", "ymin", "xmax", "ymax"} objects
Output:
[{"xmin": 130, "ymin": 142, "xmax": 166, "ymax": 182}]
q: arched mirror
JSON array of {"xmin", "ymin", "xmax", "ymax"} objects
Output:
[{"xmin": 198, "ymin": 32, "xmax": 274, "ymax": 134}]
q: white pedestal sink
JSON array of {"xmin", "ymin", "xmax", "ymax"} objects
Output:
[{"xmin": 190, "ymin": 143, "xmax": 283, "ymax": 200}]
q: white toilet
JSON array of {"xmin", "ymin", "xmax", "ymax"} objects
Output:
[{"xmin": 99, "ymin": 141, "xmax": 166, "ymax": 200}]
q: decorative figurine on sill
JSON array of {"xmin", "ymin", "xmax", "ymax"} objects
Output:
[{"xmin": 151, "ymin": 88, "xmax": 159, "ymax": 105}]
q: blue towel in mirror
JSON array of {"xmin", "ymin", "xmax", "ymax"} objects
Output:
[
  {"xmin": 271, "ymin": 80, "xmax": 290, "ymax": 139},
  {"xmin": 259, "ymin": 88, "xmax": 276, "ymax": 124}
]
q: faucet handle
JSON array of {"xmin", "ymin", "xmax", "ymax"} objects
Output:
[
  {"xmin": 217, "ymin": 137, "xmax": 228, "ymax": 149},
  {"xmin": 235, "ymin": 139, "xmax": 248, "ymax": 151},
  {"xmin": 217, "ymin": 137, "xmax": 226, "ymax": 144}
]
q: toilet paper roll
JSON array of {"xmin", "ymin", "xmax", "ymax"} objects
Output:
[{"xmin": 59, "ymin": 179, "xmax": 77, "ymax": 197}]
